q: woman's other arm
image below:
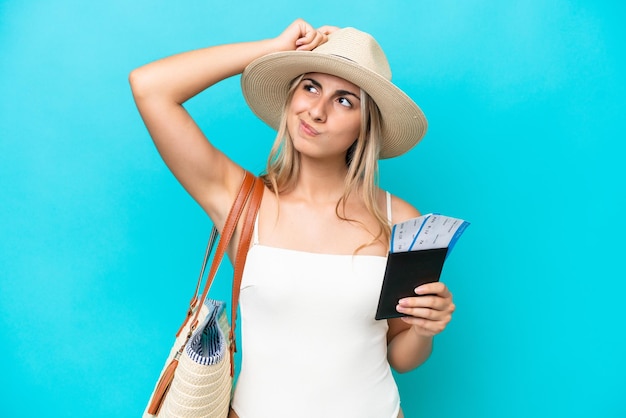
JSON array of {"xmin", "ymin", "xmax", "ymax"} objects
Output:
[{"xmin": 385, "ymin": 197, "xmax": 456, "ymax": 373}]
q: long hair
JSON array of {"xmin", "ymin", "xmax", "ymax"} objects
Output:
[{"xmin": 261, "ymin": 75, "xmax": 391, "ymax": 252}]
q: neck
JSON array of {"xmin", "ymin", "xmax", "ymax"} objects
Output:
[{"xmin": 290, "ymin": 156, "xmax": 350, "ymax": 203}]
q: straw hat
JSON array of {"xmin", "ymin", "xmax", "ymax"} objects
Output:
[{"xmin": 241, "ymin": 27, "xmax": 427, "ymax": 159}]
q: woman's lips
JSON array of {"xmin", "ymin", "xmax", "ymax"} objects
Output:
[{"xmin": 299, "ymin": 120, "xmax": 319, "ymax": 136}]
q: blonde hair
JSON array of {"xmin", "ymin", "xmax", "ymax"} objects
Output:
[{"xmin": 261, "ymin": 75, "xmax": 391, "ymax": 252}]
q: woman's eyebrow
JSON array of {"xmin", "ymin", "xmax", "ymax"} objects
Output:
[
  {"xmin": 302, "ymin": 77, "xmax": 361, "ymax": 101},
  {"xmin": 336, "ymin": 89, "xmax": 361, "ymax": 101},
  {"xmin": 302, "ymin": 77, "xmax": 323, "ymax": 89}
]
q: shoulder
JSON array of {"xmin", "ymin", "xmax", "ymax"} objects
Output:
[{"xmin": 388, "ymin": 193, "xmax": 421, "ymax": 224}]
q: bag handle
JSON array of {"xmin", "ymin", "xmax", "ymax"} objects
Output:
[
  {"xmin": 175, "ymin": 171, "xmax": 258, "ymax": 337},
  {"xmin": 229, "ymin": 173, "xmax": 264, "ymax": 371}
]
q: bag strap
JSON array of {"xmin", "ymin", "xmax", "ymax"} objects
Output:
[
  {"xmin": 229, "ymin": 173, "xmax": 264, "ymax": 371},
  {"xmin": 175, "ymin": 171, "xmax": 259, "ymax": 337}
]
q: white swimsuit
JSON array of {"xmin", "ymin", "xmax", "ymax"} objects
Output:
[{"xmin": 231, "ymin": 193, "xmax": 400, "ymax": 417}]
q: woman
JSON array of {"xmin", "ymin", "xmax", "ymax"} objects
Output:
[{"xmin": 130, "ymin": 18, "xmax": 455, "ymax": 418}]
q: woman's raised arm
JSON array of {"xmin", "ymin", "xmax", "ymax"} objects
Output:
[{"xmin": 128, "ymin": 19, "xmax": 332, "ymax": 229}]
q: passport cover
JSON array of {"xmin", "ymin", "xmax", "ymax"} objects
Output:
[{"xmin": 375, "ymin": 247, "xmax": 449, "ymax": 320}]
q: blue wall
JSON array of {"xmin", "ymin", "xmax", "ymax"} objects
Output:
[{"xmin": 1, "ymin": 1, "xmax": 624, "ymax": 416}]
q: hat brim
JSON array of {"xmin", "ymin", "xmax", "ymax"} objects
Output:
[{"xmin": 241, "ymin": 51, "xmax": 427, "ymax": 159}]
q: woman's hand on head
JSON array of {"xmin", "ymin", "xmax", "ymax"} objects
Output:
[
  {"xmin": 395, "ymin": 282, "xmax": 456, "ymax": 337},
  {"xmin": 274, "ymin": 19, "xmax": 339, "ymax": 52}
]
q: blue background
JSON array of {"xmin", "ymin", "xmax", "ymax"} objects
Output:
[{"xmin": 1, "ymin": 0, "xmax": 624, "ymax": 417}]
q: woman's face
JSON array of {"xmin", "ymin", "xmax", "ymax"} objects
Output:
[{"xmin": 287, "ymin": 73, "xmax": 362, "ymax": 162}]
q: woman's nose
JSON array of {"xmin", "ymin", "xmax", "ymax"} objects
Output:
[{"xmin": 308, "ymin": 99, "xmax": 327, "ymax": 122}]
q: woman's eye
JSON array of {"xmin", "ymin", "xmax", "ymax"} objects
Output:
[
  {"xmin": 338, "ymin": 97, "xmax": 352, "ymax": 108},
  {"xmin": 303, "ymin": 84, "xmax": 318, "ymax": 94}
]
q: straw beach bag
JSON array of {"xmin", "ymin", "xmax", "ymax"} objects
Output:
[{"xmin": 144, "ymin": 172, "xmax": 264, "ymax": 417}]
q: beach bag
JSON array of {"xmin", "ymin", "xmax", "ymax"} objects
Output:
[{"xmin": 144, "ymin": 172, "xmax": 264, "ymax": 417}]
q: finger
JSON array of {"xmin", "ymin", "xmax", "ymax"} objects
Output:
[
  {"xmin": 397, "ymin": 300, "xmax": 455, "ymax": 318},
  {"xmin": 278, "ymin": 19, "xmax": 315, "ymax": 50},
  {"xmin": 317, "ymin": 25, "xmax": 340, "ymax": 35},
  {"xmin": 396, "ymin": 305, "xmax": 438, "ymax": 320},
  {"xmin": 303, "ymin": 29, "xmax": 327, "ymax": 50},
  {"xmin": 310, "ymin": 29, "xmax": 325, "ymax": 47},
  {"xmin": 415, "ymin": 281, "xmax": 451, "ymax": 297},
  {"xmin": 398, "ymin": 295, "xmax": 454, "ymax": 312},
  {"xmin": 294, "ymin": 22, "xmax": 315, "ymax": 46},
  {"xmin": 295, "ymin": 25, "xmax": 319, "ymax": 46}
]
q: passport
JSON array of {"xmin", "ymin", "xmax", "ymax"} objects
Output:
[{"xmin": 375, "ymin": 214, "xmax": 469, "ymax": 320}]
